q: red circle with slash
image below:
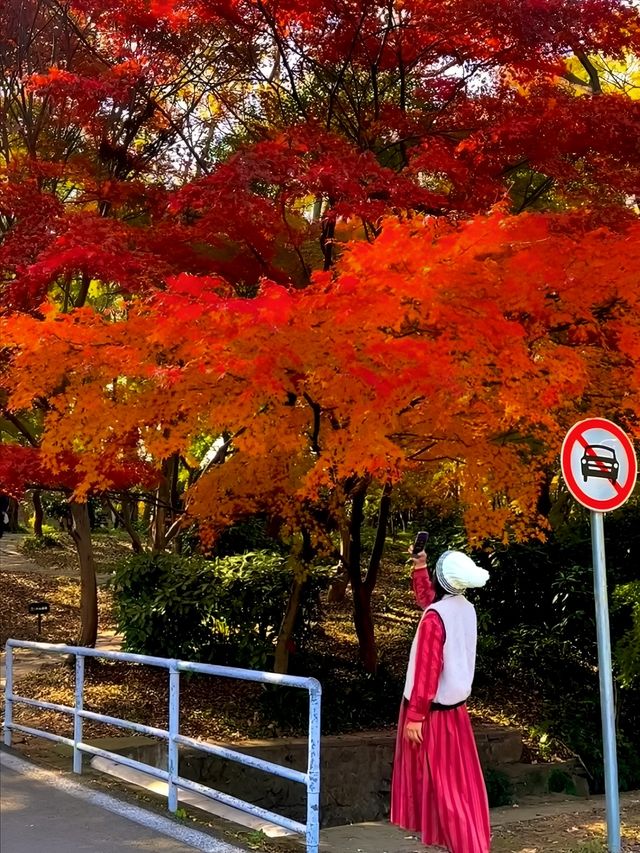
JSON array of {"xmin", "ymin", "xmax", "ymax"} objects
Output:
[{"xmin": 561, "ymin": 418, "xmax": 638, "ymax": 511}]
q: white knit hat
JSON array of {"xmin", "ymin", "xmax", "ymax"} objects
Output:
[{"xmin": 435, "ymin": 550, "xmax": 489, "ymax": 595}]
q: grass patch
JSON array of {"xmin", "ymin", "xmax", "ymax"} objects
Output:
[{"xmin": 21, "ymin": 532, "xmax": 64, "ymax": 552}]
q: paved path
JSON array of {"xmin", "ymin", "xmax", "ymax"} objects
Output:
[
  {"xmin": 0, "ymin": 532, "xmax": 113, "ymax": 581},
  {"xmin": 0, "ymin": 751, "xmax": 246, "ymax": 853},
  {"xmin": 0, "ymin": 533, "xmax": 44, "ymax": 574}
]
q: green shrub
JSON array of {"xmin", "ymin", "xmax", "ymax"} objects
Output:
[
  {"xmin": 614, "ymin": 581, "xmax": 640, "ymax": 688},
  {"xmin": 21, "ymin": 532, "xmax": 63, "ymax": 552},
  {"xmin": 483, "ymin": 768, "xmax": 513, "ymax": 807},
  {"xmin": 547, "ymin": 768, "xmax": 577, "ymax": 795},
  {"xmin": 213, "ymin": 517, "xmax": 286, "ymax": 558},
  {"xmin": 111, "ymin": 551, "xmax": 328, "ymax": 670},
  {"xmin": 260, "ymin": 658, "xmax": 405, "ymax": 735},
  {"xmin": 177, "ymin": 515, "xmax": 286, "ymax": 559}
]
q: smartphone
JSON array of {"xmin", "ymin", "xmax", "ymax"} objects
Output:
[{"xmin": 411, "ymin": 530, "xmax": 429, "ymax": 555}]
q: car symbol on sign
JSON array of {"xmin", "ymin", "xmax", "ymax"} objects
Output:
[{"xmin": 581, "ymin": 445, "xmax": 619, "ymax": 483}]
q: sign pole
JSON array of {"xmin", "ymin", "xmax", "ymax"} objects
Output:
[
  {"xmin": 590, "ymin": 510, "xmax": 621, "ymax": 853},
  {"xmin": 561, "ymin": 417, "xmax": 636, "ymax": 853}
]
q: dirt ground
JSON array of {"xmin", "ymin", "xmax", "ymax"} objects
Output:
[
  {"xmin": 0, "ymin": 531, "xmax": 129, "ymax": 645},
  {"xmin": 0, "ymin": 571, "xmax": 116, "ymax": 646},
  {"xmin": 490, "ymin": 794, "xmax": 640, "ymax": 852}
]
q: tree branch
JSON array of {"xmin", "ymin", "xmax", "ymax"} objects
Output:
[
  {"xmin": 105, "ymin": 496, "xmax": 143, "ymax": 553},
  {"xmin": 347, "ymin": 478, "xmax": 370, "ymax": 590},
  {"xmin": 517, "ymin": 176, "xmax": 554, "ymax": 213},
  {"xmin": 364, "ymin": 482, "xmax": 392, "ymax": 593},
  {"xmin": 303, "ymin": 392, "xmax": 322, "ymax": 453},
  {"xmin": 576, "ymin": 52, "xmax": 602, "ymax": 95},
  {"xmin": 2, "ymin": 411, "xmax": 39, "ymax": 447}
]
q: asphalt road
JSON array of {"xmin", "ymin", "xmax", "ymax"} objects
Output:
[{"xmin": 0, "ymin": 753, "xmax": 244, "ymax": 853}]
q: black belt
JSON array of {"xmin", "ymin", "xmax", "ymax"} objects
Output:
[{"xmin": 430, "ymin": 700, "xmax": 467, "ymax": 711}]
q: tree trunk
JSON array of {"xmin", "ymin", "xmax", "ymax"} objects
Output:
[
  {"xmin": 88, "ymin": 498, "xmax": 97, "ymax": 529},
  {"xmin": 537, "ymin": 472, "xmax": 553, "ymax": 518},
  {"xmin": 8, "ymin": 497, "xmax": 19, "ymax": 533},
  {"xmin": 130, "ymin": 496, "xmax": 139, "ymax": 525},
  {"xmin": 151, "ymin": 458, "xmax": 172, "ymax": 553},
  {"xmin": 274, "ymin": 529, "xmax": 314, "ymax": 674},
  {"xmin": 69, "ymin": 502, "xmax": 98, "ymax": 647},
  {"xmin": 101, "ymin": 497, "xmax": 115, "ymax": 528},
  {"xmin": 141, "ymin": 499, "xmax": 152, "ymax": 539},
  {"xmin": 346, "ymin": 481, "xmax": 392, "ymax": 673},
  {"xmin": 320, "ymin": 201, "xmax": 336, "ymax": 270},
  {"xmin": 32, "ymin": 489, "xmax": 44, "ymax": 537},
  {"xmin": 345, "ymin": 481, "xmax": 378, "ymax": 672},
  {"xmin": 151, "ymin": 486, "xmax": 167, "ymax": 552},
  {"xmin": 327, "ymin": 524, "xmax": 350, "ymax": 603},
  {"xmin": 352, "ymin": 583, "xmax": 377, "ymax": 672},
  {"xmin": 107, "ymin": 495, "xmax": 143, "ymax": 553},
  {"xmin": 170, "ymin": 453, "xmax": 180, "ymax": 519},
  {"xmin": 366, "ymin": 482, "xmax": 392, "ymax": 594},
  {"xmin": 169, "ymin": 457, "xmax": 182, "ymax": 553},
  {"xmin": 121, "ymin": 494, "xmax": 143, "ymax": 553},
  {"xmin": 274, "ymin": 576, "xmax": 305, "ymax": 674}
]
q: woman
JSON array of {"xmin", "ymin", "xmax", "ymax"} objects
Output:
[{"xmin": 391, "ymin": 548, "xmax": 491, "ymax": 853}]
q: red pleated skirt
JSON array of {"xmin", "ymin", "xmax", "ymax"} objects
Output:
[{"xmin": 390, "ymin": 702, "xmax": 491, "ymax": 853}]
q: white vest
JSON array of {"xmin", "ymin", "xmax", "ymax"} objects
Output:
[{"xmin": 403, "ymin": 594, "xmax": 477, "ymax": 706}]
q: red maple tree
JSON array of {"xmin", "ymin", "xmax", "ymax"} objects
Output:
[
  {"xmin": 2, "ymin": 0, "xmax": 639, "ymax": 662},
  {"xmin": 4, "ymin": 210, "xmax": 640, "ymax": 667}
]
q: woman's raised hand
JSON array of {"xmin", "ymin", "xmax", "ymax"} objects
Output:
[{"xmin": 408, "ymin": 545, "xmax": 427, "ymax": 571}]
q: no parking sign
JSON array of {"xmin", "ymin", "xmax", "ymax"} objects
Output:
[
  {"xmin": 560, "ymin": 418, "xmax": 637, "ymax": 853},
  {"xmin": 561, "ymin": 417, "xmax": 637, "ymax": 512}
]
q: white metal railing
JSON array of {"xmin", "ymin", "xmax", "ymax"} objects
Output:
[{"xmin": 3, "ymin": 639, "xmax": 322, "ymax": 853}]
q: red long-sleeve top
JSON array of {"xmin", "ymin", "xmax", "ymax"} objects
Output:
[{"xmin": 405, "ymin": 567, "xmax": 445, "ymax": 723}]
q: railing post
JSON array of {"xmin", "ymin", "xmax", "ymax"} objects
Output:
[
  {"xmin": 306, "ymin": 680, "xmax": 322, "ymax": 853},
  {"xmin": 4, "ymin": 643, "xmax": 13, "ymax": 747},
  {"xmin": 73, "ymin": 654, "xmax": 85, "ymax": 774},
  {"xmin": 167, "ymin": 663, "xmax": 180, "ymax": 812}
]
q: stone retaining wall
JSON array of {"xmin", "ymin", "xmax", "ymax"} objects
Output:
[{"xmin": 97, "ymin": 725, "xmax": 530, "ymax": 827}]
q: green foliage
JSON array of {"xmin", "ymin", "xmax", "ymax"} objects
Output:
[
  {"xmin": 547, "ymin": 768, "xmax": 577, "ymax": 795},
  {"xmin": 483, "ymin": 768, "xmax": 513, "ymax": 807},
  {"xmin": 21, "ymin": 531, "xmax": 62, "ymax": 551},
  {"xmin": 36, "ymin": 493, "xmax": 112, "ymax": 531},
  {"xmin": 178, "ymin": 515, "xmax": 286, "ymax": 559},
  {"xmin": 213, "ymin": 517, "xmax": 286, "ymax": 558},
  {"xmin": 39, "ymin": 493, "xmax": 69, "ymax": 521},
  {"xmin": 616, "ymin": 731, "xmax": 640, "ymax": 792},
  {"xmin": 111, "ymin": 551, "xmax": 328, "ymax": 669},
  {"xmin": 570, "ymin": 843, "xmax": 606, "ymax": 853},
  {"xmin": 236, "ymin": 829, "xmax": 270, "ymax": 851},
  {"xmin": 614, "ymin": 581, "xmax": 640, "ymax": 688},
  {"xmin": 261, "ymin": 658, "xmax": 404, "ymax": 735}
]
